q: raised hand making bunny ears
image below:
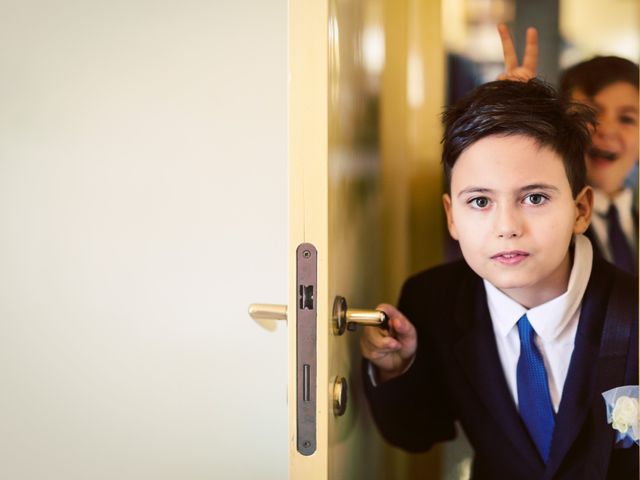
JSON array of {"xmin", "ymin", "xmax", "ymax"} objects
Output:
[{"xmin": 497, "ymin": 23, "xmax": 538, "ymax": 81}]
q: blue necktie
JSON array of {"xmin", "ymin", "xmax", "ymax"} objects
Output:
[
  {"xmin": 517, "ymin": 314, "xmax": 555, "ymax": 463},
  {"xmin": 607, "ymin": 204, "xmax": 635, "ymax": 274}
]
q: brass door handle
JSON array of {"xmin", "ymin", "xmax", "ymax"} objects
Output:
[
  {"xmin": 332, "ymin": 296, "xmax": 388, "ymax": 335},
  {"xmin": 248, "ymin": 303, "xmax": 287, "ymax": 331}
]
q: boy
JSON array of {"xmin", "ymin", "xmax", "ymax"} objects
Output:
[
  {"xmin": 560, "ymin": 57, "xmax": 639, "ymax": 273},
  {"xmin": 497, "ymin": 25, "xmax": 639, "ymax": 273},
  {"xmin": 361, "ymin": 80, "xmax": 638, "ymax": 478}
]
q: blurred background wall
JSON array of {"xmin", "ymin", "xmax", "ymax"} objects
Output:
[
  {"xmin": 0, "ymin": 1, "xmax": 288, "ymax": 479},
  {"xmin": 443, "ymin": 0, "xmax": 639, "ymax": 100}
]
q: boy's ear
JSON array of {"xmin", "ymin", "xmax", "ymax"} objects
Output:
[
  {"xmin": 573, "ymin": 185, "xmax": 593, "ymax": 235},
  {"xmin": 442, "ymin": 193, "xmax": 459, "ymax": 240}
]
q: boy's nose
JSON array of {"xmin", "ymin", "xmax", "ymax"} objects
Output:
[
  {"xmin": 495, "ymin": 206, "xmax": 522, "ymax": 238},
  {"xmin": 595, "ymin": 114, "xmax": 617, "ymax": 138}
]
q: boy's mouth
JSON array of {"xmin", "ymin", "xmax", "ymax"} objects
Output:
[
  {"xmin": 491, "ymin": 251, "xmax": 529, "ymax": 265},
  {"xmin": 588, "ymin": 147, "xmax": 618, "ymax": 163}
]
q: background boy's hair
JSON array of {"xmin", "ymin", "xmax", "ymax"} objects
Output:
[
  {"xmin": 559, "ymin": 56, "xmax": 639, "ymax": 98},
  {"xmin": 441, "ymin": 79, "xmax": 595, "ymax": 197}
]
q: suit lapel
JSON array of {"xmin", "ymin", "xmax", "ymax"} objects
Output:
[
  {"xmin": 543, "ymin": 258, "xmax": 612, "ymax": 478},
  {"xmin": 584, "ymin": 226, "xmax": 604, "ymax": 259},
  {"xmin": 453, "ymin": 274, "xmax": 543, "ymax": 472}
]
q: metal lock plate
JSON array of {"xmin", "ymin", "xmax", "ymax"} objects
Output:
[{"xmin": 296, "ymin": 243, "xmax": 317, "ymax": 456}]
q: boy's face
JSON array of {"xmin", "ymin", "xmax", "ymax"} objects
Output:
[
  {"xmin": 572, "ymin": 81, "xmax": 639, "ymax": 196},
  {"xmin": 443, "ymin": 134, "xmax": 592, "ymax": 308}
]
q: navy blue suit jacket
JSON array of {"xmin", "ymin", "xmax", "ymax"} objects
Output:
[{"xmin": 364, "ymin": 257, "xmax": 638, "ymax": 479}]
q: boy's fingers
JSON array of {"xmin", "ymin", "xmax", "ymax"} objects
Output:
[
  {"xmin": 377, "ymin": 304, "xmax": 410, "ymax": 331},
  {"xmin": 361, "ymin": 333, "xmax": 401, "ymax": 360},
  {"xmin": 376, "ymin": 303, "xmax": 401, "ymax": 320},
  {"xmin": 362, "ymin": 329, "xmax": 393, "ymax": 348},
  {"xmin": 390, "ymin": 316, "xmax": 416, "ymax": 342},
  {"xmin": 498, "ymin": 23, "xmax": 517, "ymax": 71},
  {"xmin": 361, "ymin": 326, "xmax": 397, "ymax": 350},
  {"xmin": 522, "ymin": 27, "xmax": 538, "ymax": 73},
  {"xmin": 374, "ymin": 304, "xmax": 416, "ymax": 347},
  {"xmin": 362, "ymin": 304, "xmax": 417, "ymax": 360},
  {"xmin": 371, "ymin": 342, "xmax": 402, "ymax": 355}
]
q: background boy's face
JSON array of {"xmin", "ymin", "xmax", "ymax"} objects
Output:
[
  {"xmin": 572, "ymin": 81, "xmax": 639, "ymax": 196},
  {"xmin": 443, "ymin": 135, "xmax": 592, "ymax": 308}
]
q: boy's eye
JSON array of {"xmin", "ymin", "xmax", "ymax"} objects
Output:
[
  {"xmin": 469, "ymin": 197, "xmax": 490, "ymax": 209},
  {"xmin": 523, "ymin": 193, "xmax": 547, "ymax": 205},
  {"xmin": 619, "ymin": 115, "xmax": 638, "ymax": 126}
]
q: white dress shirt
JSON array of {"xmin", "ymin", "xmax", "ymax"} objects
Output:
[
  {"xmin": 484, "ymin": 234, "xmax": 593, "ymax": 412},
  {"xmin": 590, "ymin": 187, "xmax": 635, "ymax": 262}
]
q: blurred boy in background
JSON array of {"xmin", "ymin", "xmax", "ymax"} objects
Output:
[
  {"xmin": 498, "ymin": 25, "xmax": 639, "ymax": 273},
  {"xmin": 560, "ymin": 57, "xmax": 638, "ymax": 273}
]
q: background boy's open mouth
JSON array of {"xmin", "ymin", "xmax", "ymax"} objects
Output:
[{"xmin": 589, "ymin": 146, "xmax": 618, "ymax": 163}]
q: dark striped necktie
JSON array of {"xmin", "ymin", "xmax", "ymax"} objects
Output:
[{"xmin": 607, "ymin": 203, "xmax": 635, "ymax": 273}]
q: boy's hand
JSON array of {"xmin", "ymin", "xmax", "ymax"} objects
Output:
[
  {"xmin": 360, "ymin": 303, "xmax": 417, "ymax": 383},
  {"xmin": 497, "ymin": 23, "xmax": 538, "ymax": 82}
]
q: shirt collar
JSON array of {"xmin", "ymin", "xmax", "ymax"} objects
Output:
[
  {"xmin": 484, "ymin": 234, "xmax": 593, "ymax": 342},
  {"xmin": 593, "ymin": 187, "xmax": 633, "ymax": 217}
]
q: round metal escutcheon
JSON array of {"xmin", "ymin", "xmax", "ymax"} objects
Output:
[
  {"xmin": 332, "ymin": 296, "xmax": 347, "ymax": 336},
  {"xmin": 333, "ymin": 376, "xmax": 348, "ymax": 416}
]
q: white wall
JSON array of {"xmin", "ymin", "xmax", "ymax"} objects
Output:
[{"xmin": 0, "ymin": 1, "xmax": 288, "ymax": 478}]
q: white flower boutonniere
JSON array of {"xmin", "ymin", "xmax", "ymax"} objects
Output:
[{"xmin": 602, "ymin": 386, "xmax": 639, "ymax": 446}]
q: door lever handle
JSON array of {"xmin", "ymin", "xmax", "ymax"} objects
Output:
[
  {"xmin": 332, "ymin": 296, "xmax": 388, "ymax": 335},
  {"xmin": 248, "ymin": 303, "xmax": 287, "ymax": 331}
]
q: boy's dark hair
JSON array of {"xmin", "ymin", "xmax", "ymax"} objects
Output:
[
  {"xmin": 560, "ymin": 56, "xmax": 639, "ymax": 98},
  {"xmin": 441, "ymin": 79, "xmax": 595, "ymax": 197}
]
